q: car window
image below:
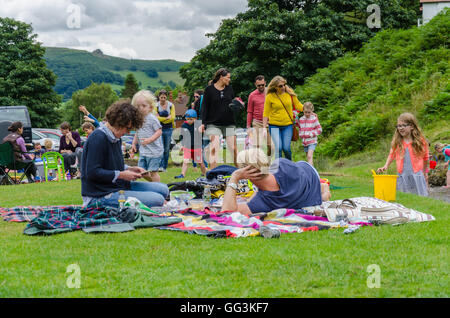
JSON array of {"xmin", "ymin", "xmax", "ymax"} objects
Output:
[
  {"xmin": 0, "ymin": 108, "xmax": 30, "ymax": 125},
  {"xmin": 32, "ymin": 131, "xmax": 44, "ymax": 140}
]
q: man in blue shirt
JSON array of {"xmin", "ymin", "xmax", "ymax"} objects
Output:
[{"xmin": 222, "ymin": 148, "xmax": 330, "ymax": 215}]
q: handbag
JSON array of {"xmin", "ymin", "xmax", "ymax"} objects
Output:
[{"xmin": 276, "ymin": 94, "xmax": 299, "ymax": 142}]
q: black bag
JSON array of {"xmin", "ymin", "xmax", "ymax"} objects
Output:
[{"xmin": 228, "ymin": 99, "xmax": 245, "ymax": 112}]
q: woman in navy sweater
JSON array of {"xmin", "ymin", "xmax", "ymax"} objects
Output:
[{"xmin": 81, "ymin": 100, "xmax": 169, "ymax": 208}]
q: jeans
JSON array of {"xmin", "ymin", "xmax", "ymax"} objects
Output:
[
  {"xmin": 160, "ymin": 128, "xmax": 173, "ymax": 170},
  {"xmin": 269, "ymin": 124, "xmax": 293, "ymax": 160},
  {"xmin": 88, "ymin": 181, "xmax": 169, "ymax": 208}
]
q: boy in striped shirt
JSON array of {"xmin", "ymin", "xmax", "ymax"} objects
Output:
[{"xmin": 296, "ymin": 102, "xmax": 322, "ymax": 166}]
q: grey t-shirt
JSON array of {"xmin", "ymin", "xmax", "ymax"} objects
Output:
[{"xmin": 137, "ymin": 113, "xmax": 163, "ymax": 158}]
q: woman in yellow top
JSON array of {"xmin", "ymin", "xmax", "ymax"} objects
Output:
[
  {"xmin": 263, "ymin": 76, "xmax": 303, "ymax": 160},
  {"xmin": 155, "ymin": 90, "xmax": 176, "ymax": 172}
]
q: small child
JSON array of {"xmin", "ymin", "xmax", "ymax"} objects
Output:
[
  {"xmin": 434, "ymin": 142, "xmax": 450, "ymax": 188},
  {"xmin": 297, "ymin": 102, "xmax": 322, "ymax": 166},
  {"xmin": 43, "ymin": 139, "xmax": 54, "ymax": 153},
  {"xmin": 32, "ymin": 142, "xmax": 45, "ymax": 160},
  {"xmin": 377, "ymin": 113, "xmax": 429, "ymax": 196},
  {"xmin": 175, "ymin": 109, "xmax": 206, "ymax": 179},
  {"xmin": 131, "ymin": 90, "xmax": 164, "ymax": 182}
]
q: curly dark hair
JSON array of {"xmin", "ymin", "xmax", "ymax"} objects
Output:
[{"xmin": 105, "ymin": 99, "xmax": 145, "ymax": 130}]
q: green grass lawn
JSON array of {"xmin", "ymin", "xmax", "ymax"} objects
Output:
[{"xmin": 0, "ymin": 159, "xmax": 449, "ymax": 298}]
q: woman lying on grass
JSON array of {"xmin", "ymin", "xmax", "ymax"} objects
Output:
[{"xmin": 221, "ymin": 148, "xmax": 331, "ymax": 215}]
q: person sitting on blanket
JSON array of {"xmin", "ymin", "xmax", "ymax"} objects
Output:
[
  {"xmin": 221, "ymin": 148, "xmax": 331, "ymax": 215},
  {"xmin": 81, "ymin": 99, "xmax": 169, "ymax": 208}
]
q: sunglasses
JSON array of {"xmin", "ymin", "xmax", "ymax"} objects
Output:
[
  {"xmin": 396, "ymin": 124, "xmax": 410, "ymax": 129},
  {"xmin": 278, "ymin": 84, "xmax": 286, "ymax": 88},
  {"xmin": 256, "ymin": 84, "xmax": 265, "ymax": 88}
]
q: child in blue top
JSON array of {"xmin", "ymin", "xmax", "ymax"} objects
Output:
[{"xmin": 175, "ymin": 109, "xmax": 206, "ymax": 178}]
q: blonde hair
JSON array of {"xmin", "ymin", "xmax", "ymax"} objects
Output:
[
  {"xmin": 131, "ymin": 90, "xmax": 157, "ymax": 110},
  {"xmin": 267, "ymin": 75, "xmax": 297, "ymax": 97},
  {"xmin": 236, "ymin": 148, "xmax": 271, "ymax": 175},
  {"xmin": 303, "ymin": 102, "xmax": 314, "ymax": 111},
  {"xmin": 391, "ymin": 113, "xmax": 426, "ymax": 158},
  {"xmin": 43, "ymin": 139, "xmax": 53, "ymax": 150}
]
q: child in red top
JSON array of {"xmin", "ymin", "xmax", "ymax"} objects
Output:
[
  {"xmin": 295, "ymin": 102, "xmax": 322, "ymax": 166},
  {"xmin": 377, "ymin": 113, "xmax": 429, "ymax": 196}
]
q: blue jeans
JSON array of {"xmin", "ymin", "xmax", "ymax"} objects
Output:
[
  {"xmin": 160, "ymin": 128, "xmax": 173, "ymax": 170},
  {"xmin": 88, "ymin": 181, "xmax": 169, "ymax": 208},
  {"xmin": 269, "ymin": 124, "xmax": 293, "ymax": 160}
]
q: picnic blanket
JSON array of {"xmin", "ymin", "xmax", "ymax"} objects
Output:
[
  {"xmin": 0, "ymin": 197, "xmax": 435, "ymax": 238},
  {"xmin": 302, "ymin": 197, "xmax": 436, "ymax": 224},
  {"xmin": 0, "ymin": 205, "xmax": 182, "ymax": 235},
  {"xmin": 154, "ymin": 208, "xmax": 372, "ymax": 238}
]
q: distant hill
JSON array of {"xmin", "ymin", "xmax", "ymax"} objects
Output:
[{"xmin": 43, "ymin": 47, "xmax": 187, "ymax": 100}]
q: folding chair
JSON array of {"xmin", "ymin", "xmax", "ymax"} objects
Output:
[
  {"xmin": 0, "ymin": 142, "xmax": 34, "ymax": 185},
  {"xmin": 41, "ymin": 151, "xmax": 66, "ymax": 182}
]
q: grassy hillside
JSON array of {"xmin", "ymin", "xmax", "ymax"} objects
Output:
[
  {"xmin": 44, "ymin": 47, "xmax": 186, "ymax": 100},
  {"xmin": 295, "ymin": 9, "xmax": 450, "ymax": 160}
]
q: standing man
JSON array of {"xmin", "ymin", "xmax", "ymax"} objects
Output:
[{"xmin": 247, "ymin": 75, "xmax": 271, "ymax": 155}]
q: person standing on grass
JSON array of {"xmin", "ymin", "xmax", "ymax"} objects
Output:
[
  {"xmin": 247, "ymin": 75, "xmax": 272, "ymax": 154},
  {"xmin": 156, "ymin": 90, "xmax": 175, "ymax": 172},
  {"xmin": 131, "ymin": 90, "xmax": 164, "ymax": 183},
  {"xmin": 377, "ymin": 113, "xmax": 429, "ymax": 196},
  {"xmin": 81, "ymin": 99, "xmax": 168, "ymax": 208},
  {"xmin": 175, "ymin": 109, "xmax": 206, "ymax": 179},
  {"xmin": 199, "ymin": 68, "xmax": 238, "ymax": 169},
  {"xmin": 297, "ymin": 102, "xmax": 322, "ymax": 166},
  {"xmin": 263, "ymin": 76, "xmax": 303, "ymax": 161}
]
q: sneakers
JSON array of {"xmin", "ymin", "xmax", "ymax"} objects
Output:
[
  {"xmin": 174, "ymin": 174, "xmax": 185, "ymax": 179},
  {"xmin": 158, "ymin": 167, "xmax": 166, "ymax": 172},
  {"xmin": 259, "ymin": 226, "xmax": 281, "ymax": 239}
]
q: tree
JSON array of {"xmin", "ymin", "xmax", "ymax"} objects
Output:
[
  {"xmin": 180, "ymin": 0, "xmax": 420, "ymax": 113},
  {"xmin": 121, "ymin": 73, "xmax": 139, "ymax": 99},
  {"xmin": 0, "ymin": 18, "xmax": 62, "ymax": 127},
  {"xmin": 64, "ymin": 82, "xmax": 119, "ymax": 128}
]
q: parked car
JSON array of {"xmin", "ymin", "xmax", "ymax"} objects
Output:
[
  {"xmin": 0, "ymin": 105, "xmax": 32, "ymax": 144},
  {"xmin": 32, "ymin": 129, "xmax": 59, "ymax": 152}
]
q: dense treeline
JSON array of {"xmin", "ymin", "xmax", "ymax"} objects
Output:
[
  {"xmin": 0, "ymin": 18, "xmax": 61, "ymax": 127},
  {"xmin": 180, "ymin": 0, "xmax": 420, "ymax": 111}
]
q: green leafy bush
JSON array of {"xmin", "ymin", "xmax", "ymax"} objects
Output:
[{"xmin": 296, "ymin": 9, "xmax": 450, "ymax": 158}]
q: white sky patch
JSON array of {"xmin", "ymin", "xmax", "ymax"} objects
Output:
[{"xmin": 0, "ymin": 0, "xmax": 248, "ymax": 61}]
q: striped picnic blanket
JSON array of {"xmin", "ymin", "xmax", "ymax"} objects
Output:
[
  {"xmin": 154, "ymin": 208, "xmax": 371, "ymax": 238},
  {"xmin": 0, "ymin": 205, "xmax": 83, "ymax": 222}
]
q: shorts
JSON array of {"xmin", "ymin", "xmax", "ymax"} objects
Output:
[
  {"xmin": 138, "ymin": 155, "xmax": 162, "ymax": 172},
  {"xmin": 183, "ymin": 148, "xmax": 203, "ymax": 163},
  {"xmin": 206, "ymin": 124, "xmax": 236, "ymax": 137},
  {"xmin": 303, "ymin": 143, "xmax": 317, "ymax": 153}
]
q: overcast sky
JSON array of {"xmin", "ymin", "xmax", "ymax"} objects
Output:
[{"xmin": 0, "ymin": 0, "xmax": 248, "ymax": 62}]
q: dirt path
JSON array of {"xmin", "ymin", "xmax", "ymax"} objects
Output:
[{"xmin": 428, "ymin": 187, "xmax": 450, "ymax": 203}]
